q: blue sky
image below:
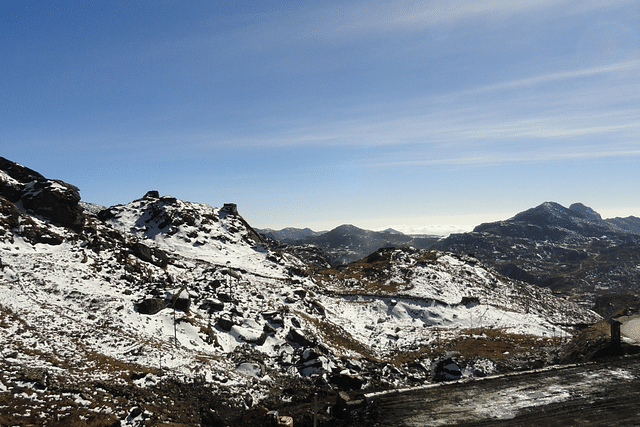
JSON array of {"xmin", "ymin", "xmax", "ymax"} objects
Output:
[{"xmin": 2, "ymin": 0, "xmax": 639, "ymax": 232}]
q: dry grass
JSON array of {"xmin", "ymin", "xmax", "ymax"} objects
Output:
[
  {"xmin": 381, "ymin": 327, "xmax": 554, "ymax": 367},
  {"xmin": 316, "ymin": 250, "xmax": 441, "ymax": 296},
  {"xmin": 446, "ymin": 329, "xmax": 554, "ymax": 360},
  {"xmin": 296, "ymin": 311, "xmax": 378, "ymax": 361}
]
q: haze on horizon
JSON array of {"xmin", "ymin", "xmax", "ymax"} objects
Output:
[{"xmin": 2, "ymin": 1, "xmax": 639, "ymax": 233}]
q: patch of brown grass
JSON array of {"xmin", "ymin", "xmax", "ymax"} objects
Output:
[
  {"xmin": 386, "ymin": 328, "xmax": 555, "ymax": 366},
  {"xmin": 296, "ymin": 311, "xmax": 378, "ymax": 361}
]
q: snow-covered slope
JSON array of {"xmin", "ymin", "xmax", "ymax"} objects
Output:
[
  {"xmin": 0, "ymin": 158, "xmax": 602, "ymax": 425},
  {"xmin": 314, "ymin": 247, "xmax": 599, "ymax": 357}
]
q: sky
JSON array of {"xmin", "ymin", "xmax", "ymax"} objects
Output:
[{"xmin": 1, "ymin": 0, "xmax": 639, "ymax": 234}]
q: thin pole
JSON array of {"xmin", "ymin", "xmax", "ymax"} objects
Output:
[{"xmin": 314, "ymin": 393, "xmax": 318, "ymax": 427}]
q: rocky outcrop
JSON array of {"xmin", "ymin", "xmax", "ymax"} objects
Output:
[
  {"xmin": 0, "ymin": 196, "xmax": 65, "ymax": 245},
  {"xmin": 131, "ymin": 242, "xmax": 170, "ymax": 268},
  {"xmin": 136, "ymin": 298, "xmax": 166, "ymax": 315},
  {"xmin": 0, "ymin": 157, "xmax": 85, "ymax": 230},
  {"xmin": 20, "ymin": 180, "xmax": 84, "ymax": 230}
]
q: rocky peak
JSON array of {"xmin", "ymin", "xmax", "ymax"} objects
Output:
[
  {"xmin": 569, "ymin": 203, "xmax": 603, "ymax": 222},
  {"xmin": 512, "ymin": 201, "xmax": 574, "ymax": 224},
  {"xmin": 0, "ymin": 157, "xmax": 85, "ymax": 231},
  {"xmin": 0, "ymin": 157, "xmax": 46, "ymax": 189}
]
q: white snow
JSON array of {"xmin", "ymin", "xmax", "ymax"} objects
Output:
[{"xmin": 0, "ymin": 193, "xmax": 602, "ymax": 418}]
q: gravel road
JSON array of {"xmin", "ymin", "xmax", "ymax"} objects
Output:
[{"xmin": 368, "ymin": 354, "xmax": 640, "ymax": 426}]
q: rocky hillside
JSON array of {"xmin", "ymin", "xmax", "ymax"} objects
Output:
[
  {"xmin": 0, "ymin": 157, "xmax": 601, "ymax": 426},
  {"xmin": 434, "ymin": 202, "xmax": 640, "ymax": 317},
  {"xmin": 261, "ymin": 224, "xmax": 440, "ymax": 265},
  {"xmin": 259, "ymin": 227, "xmax": 324, "ymax": 243}
]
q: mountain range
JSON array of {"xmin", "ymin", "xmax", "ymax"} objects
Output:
[
  {"xmin": 258, "ymin": 224, "xmax": 440, "ymax": 266},
  {"xmin": 0, "ymin": 156, "xmax": 629, "ymax": 426},
  {"xmin": 434, "ymin": 201, "xmax": 640, "ymax": 317},
  {"xmin": 263, "ymin": 201, "xmax": 640, "ymax": 317}
]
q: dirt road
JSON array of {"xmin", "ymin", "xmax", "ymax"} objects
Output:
[{"xmin": 367, "ymin": 355, "xmax": 640, "ymax": 426}]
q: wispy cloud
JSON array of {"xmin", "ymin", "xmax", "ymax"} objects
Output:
[
  {"xmin": 313, "ymin": 0, "xmax": 632, "ymax": 38},
  {"xmin": 465, "ymin": 60, "xmax": 640, "ymax": 95},
  {"xmin": 362, "ymin": 147, "xmax": 640, "ymax": 168}
]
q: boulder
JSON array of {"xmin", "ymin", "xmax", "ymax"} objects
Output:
[
  {"xmin": 330, "ymin": 373, "xmax": 364, "ymax": 390},
  {"xmin": 131, "ymin": 242, "xmax": 169, "ymax": 268},
  {"xmin": 136, "ymin": 298, "xmax": 166, "ymax": 315},
  {"xmin": 433, "ymin": 357, "xmax": 462, "ymax": 382},
  {"xmin": 201, "ymin": 298, "xmax": 224, "ymax": 313},
  {"xmin": 0, "ymin": 157, "xmax": 44, "ymax": 202},
  {"xmin": 217, "ymin": 315, "xmax": 234, "ymax": 331},
  {"xmin": 292, "ymin": 288, "xmax": 307, "ymax": 298},
  {"xmin": 288, "ymin": 328, "xmax": 315, "ymax": 347},
  {"xmin": 21, "ymin": 180, "xmax": 84, "ymax": 230},
  {"xmin": 222, "ymin": 203, "xmax": 238, "ymax": 215},
  {"xmin": 173, "ymin": 297, "xmax": 191, "ymax": 313}
]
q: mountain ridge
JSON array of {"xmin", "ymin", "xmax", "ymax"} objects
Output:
[
  {"xmin": 0, "ymin": 157, "xmax": 623, "ymax": 426},
  {"xmin": 436, "ymin": 201, "xmax": 640, "ymax": 316}
]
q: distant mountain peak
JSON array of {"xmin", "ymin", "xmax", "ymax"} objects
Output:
[
  {"xmin": 382, "ymin": 228, "xmax": 404, "ymax": 234},
  {"xmin": 511, "ymin": 201, "xmax": 570, "ymax": 223},
  {"xmin": 569, "ymin": 203, "xmax": 602, "ymax": 221}
]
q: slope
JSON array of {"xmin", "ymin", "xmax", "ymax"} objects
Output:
[{"xmin": 0, "ymin": 158, "xmax": 603, "ymax": 425}]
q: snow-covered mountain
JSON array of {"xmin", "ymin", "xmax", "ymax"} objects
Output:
[
  {"xmin": 435, "ymin": 201, "xmax": 640, "ymax": 317},
  {"xmin": 0, "ymin": 157, "xmax": 602, "ymax": 426}
]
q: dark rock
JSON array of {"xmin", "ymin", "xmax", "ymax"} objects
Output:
[
  {"xmin": 20, "ymin": 179, "xmax": 85, "ymax": 230},
  {"xmin": 217, "ymin": 316, "xmax": 234, "ymax": 331},
  {"xmin": 434, "ymin": 357, "xmax": 462, "ymax": 382},
  {"xmin": 0, "ymin": 157, "xmax": 44, "ymax": 202},
  {"xmin": 301, "ymin": 348, "xmax": 319, "ymax": 361},
  {"xmin": 256, "ymin": 332, "xmax": 269, "ymax": 346},
  {"xmin": 263, "ymin": 323, "xmax": 278, "ymax": 334},
  {"xmin": 288, "ymin": 266, "xmax": 309, "ymax": 277},
  {"xmin": 202, "ymin": 298, "xmax": 224, "ymax": 313},
  {"xmin": 144, "ymin": 190, "xmax": 160, "ymax": 199},
  {"xmin": 128, "ymin": 406, "xmax": 143, "ymax": 419},
  {"xmin": 293, "ymin": 288, "xmax": 307, "ymax": 298},
  {"xmin": 460, "ymin": 296, "xmax": 480, "ymax": 307},
  {"xmin": 0, "ymin": 157, "xmax": 85, "ymax": 231},
  {"xmin": 218, "ymin": 292, "xmax": 234, "ymax": 303},
  {"xmin": 288, "ymin": 328, "xmax": 315, "ymax": 347},
  {"xmin": 173, "ymin": 297, "xmax": 191, "ymax": 313},
  {"xmin": 97, "ymin": 207, "xmax": 117, "ymax": 221},
  {"xmin": 222, "ymin": 203, "xmax": 238, "ymax": 215},
  {"xmin": 131, "ymin": 242, "xmax": 169, "ymax": 268},
  {"xmin": 330, "ymin": 373, "xmax": 364, "ymax": 390},
  {"xmin": 136, "ymin": 298, "xmax": 166, "ymax": 315}
]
